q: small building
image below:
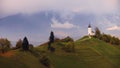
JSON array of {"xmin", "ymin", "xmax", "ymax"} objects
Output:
[{"xmin": 88, "ymin": 24, "xmax": 95, "ymax": 38}]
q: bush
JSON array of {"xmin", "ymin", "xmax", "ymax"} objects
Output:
[
  {"xmin": 50, "ymin": 46, "xmax": 55, "ymax": 52},
  {"xmin": 101, "ymin": 34, "xmax": 111, "ymax": 43},
  {"xmin": 62, "ymin": 36, "xmax": 74, "ymax": 42},
  {"xmin": 39, "ymin": 55, "xmax": 51, "ymax": 68},
  {"xmin": 56, "ymin": 42, "xmax": 65, "ymax": 46},
  {"xmin": 94, "ymin": 27, "xmax": 120, "ymax": 46},
  {"xmin": 110, "ymin": 36, "xmax": 120, "ymax": 45},
  {"xmin": 29, "ymin": 44, "xmax": 34, "ymax": 50},
  {"xmin": 63, "ymin": 42, "xmax": 75, "ymax": 52}
]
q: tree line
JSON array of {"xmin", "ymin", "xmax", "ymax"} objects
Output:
[
  {"xmin": 0, "ymin": 29, "xmax": 119, "ymax": 54},
  {"xmin": 94, "ymin": 27, "xmax": 120, "ymax": 45},
  {"xmin": 0, "ymin": 31, "xmax": 55, "ymax": 53},
  {"xmin": 0, "ymin": 36, "xmax": 34, "ymax": 53}
]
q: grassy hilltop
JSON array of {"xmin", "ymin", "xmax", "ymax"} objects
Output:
[
  {"xmin": 0, "ymin": 36, "xmax": 120, "ymax": 68},
  {"xmin": 38, "ymin": 36, "xmax": 120, "ymax": 68}
]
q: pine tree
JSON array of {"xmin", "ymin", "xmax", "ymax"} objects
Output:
[
  {"xmin": 49, "ymin": 31, "xmax": 54, "ymax": 43},
  {"xmin": 22, "ymin": 37, "xmax": 29, "ymax": 51},
  {"xmin": 48, "ymin": 31, "xmax": 54, "ymax": 50}
]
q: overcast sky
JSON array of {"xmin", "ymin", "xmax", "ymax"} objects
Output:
[{"xmin": 0, "ymin": 0, "xmax": 120, "ymax": 44}]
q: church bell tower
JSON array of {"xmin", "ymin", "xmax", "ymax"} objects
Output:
[{"xmin": 88, "ymin": 24, "xmax": 92, "ymax": 38}]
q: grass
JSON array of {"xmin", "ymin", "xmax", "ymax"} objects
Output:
[
  {"xmin": 38, "ymin": 36, "xmax": 120, "ymax": 68},
  {"xmin": 0, "ymin": 50, "xmax": 28, "ymax": 68},
  {"xmin": 75, "ymin": 37, "xmax": 120, "ymax": 68},
  {"xmin": 0, "ymin": 50, "xmax": 46, "ymax": 68},
  {"xmin": 0, "ymin": 36, "xmax": 120, "ymax": 68}
]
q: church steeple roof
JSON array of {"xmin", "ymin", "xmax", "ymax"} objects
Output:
[{"xmin": 88, "ymin": 24, "xmax": 91, "ymax": 28}]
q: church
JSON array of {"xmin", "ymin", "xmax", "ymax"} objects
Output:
[{"xmin": 88, "ymin": 24, "xmax": 95, "ymax": 38}]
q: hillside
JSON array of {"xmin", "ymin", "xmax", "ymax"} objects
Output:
[
  {"xmin": 0, "ymin": 36, "xmax": 120, "ymax": 68},
  {"xmin": 0, "ymin": 50, "xmax": 46, "ymax": 68},
  {"xmin": 75, "ymin": 36, "xmax": 120, "ymax": 68},
  {"xmin": 38, "ymin": 36, "xmax": 120, "ymax": 68}
]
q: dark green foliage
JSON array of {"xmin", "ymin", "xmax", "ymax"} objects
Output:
[
  {"xmin": 39, "ymin": 55, "xmax": 51, "ymax": 68},
  {"xmin": 48, "ymin": 42, "xmax": 51, "ymax": 50},
  {"xmin": 22, "ymin": 37, "xmax": 29, "ymax": 51},
  {"xmin": 0, "ymin": 38, "xmax": 11, "ymax": 53},
  {"xmin": 95, "ymin": 27, "xmax": 101, "ymax": 39},
  {"xmin": 50, "ymin": 46, "xmax": 55, "ymax": 52},
  {"xmin": 62, "ymin": 36, "xmax": 74, "ymax": 42},
  {"xmin": 29, "ymin": 44, "xmax": 34, "ymax": 50},
  {"xmin": 16, "ymin": 39, "xmax": 22, "ymax": 49},
  {"xmin": 110, "ymin": 36, "xmax": 120, "ymax": 45},
  {"xmin": 53, "ymin": 36, "xmax": 75, "ymax": 52},
  {"xmin": 49, "ymin": 31, "xmax": 54, "ymax": 43},
  {"xmin": 48, "ymin": 31, "xmax": 55, "ymax": 51},
  {"xmin": 101, "ymin": 34, "xmax": 120, "ymax": 45},
  {"xmin": 101, "ymin": 34, "xmax": 111, "ymax": 43},
  {"xmin": 94, "ymin": 27, "xmax": 120, "ymax": 46},
  {"xmin": 56, "ymin": 42, "xmax": 65, "ymax": 46},
  {"xmin": 29, "ymin": 48, "xmax": 41, "ymax": 57},
  {"xmin": 62, "ymin": 42, "xmax": 75, "ymax": 52}
]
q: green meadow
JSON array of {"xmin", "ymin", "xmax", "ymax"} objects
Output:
[{"xmin": 0, "ymin": 36, "xmax": 120, "ymax": 68}]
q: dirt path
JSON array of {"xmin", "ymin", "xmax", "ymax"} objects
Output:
[{"xmin": 0, "ymin": 50, "xmax": 15, "ymax": 57}]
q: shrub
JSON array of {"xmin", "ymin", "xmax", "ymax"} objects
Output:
[
  {"xmin": 50, "ymin": 46, "xmax": 55, "ymax": 52},
  {"xmin": 62, "ymin": 36, "xmax": 74, "ymax": 42},
  {"xmin": 94, "ymin": 27, "xmax": 120, "ymax": 46},
  {"xmin": 63, "ymin": 42, "xmax": 75, "ymax": 52},
  {"xmin": 39, "ymin": 55, "xmax": 51, "ymax": 68},
  {"xmin": 56, "ymin": 42, "xmax": 65, "ymax": 46},
  {"xmin": 29, "ymin": 44, "xmax": 34, "ymax": 50}
]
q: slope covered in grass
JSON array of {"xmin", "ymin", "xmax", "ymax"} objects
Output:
[
  {"xmin": 75, "ymin": 36, "xmax": 120, "ymax": 68},
  {"xmin": 0, "ymin": 36, "xmax": 120, "ymax": 68},
  {"xmin": 0, "ymin": 50, "xmax": 46, "ymax": 68},
  {"xmin": 38, "ymin": 36, "xmax": 120, "ymax": 68}
]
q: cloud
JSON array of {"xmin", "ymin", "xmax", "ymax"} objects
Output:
[
  {"xmin": 51, "ymin": 18, "xmax": 79, "ymax": 29},
  {"xmin": 54, "ymin": 31, "xmax": 70, "ymax": 38},
  {"xmin": 0, "ymin": 0, "xmax": 119, "ymax": 18},
  {"xmin": 107, "ymin": 25, "xmax": 120, "ymax": 31}
]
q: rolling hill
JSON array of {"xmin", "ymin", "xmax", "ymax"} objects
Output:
[
  {"xmin": 0, "ymin": 36, "xmax": 120, "ymax": 68},
  {"xmin": 0, "ymin": 50, "xmax": 46, "ymax": 68},
  {"xmin": 38, "ymin": 36, "xmax": 120, "ymax": 68}
]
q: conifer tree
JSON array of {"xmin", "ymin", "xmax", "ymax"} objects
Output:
[
  {"xmin": 22, "ymin": 37, "xmax": 29, "ymax": 51},
  {"xmin": 48, "ymin": 31, "xmax": 54, "ymax": 50}
]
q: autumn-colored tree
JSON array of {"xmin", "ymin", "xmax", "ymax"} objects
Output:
[
  {"xmin": 0, "ymin": 38, "xmax": 11, "ymax": 53},
  {"xmin": 16, "ymin": 39, "xmax": 22, "ymax": 49}
]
